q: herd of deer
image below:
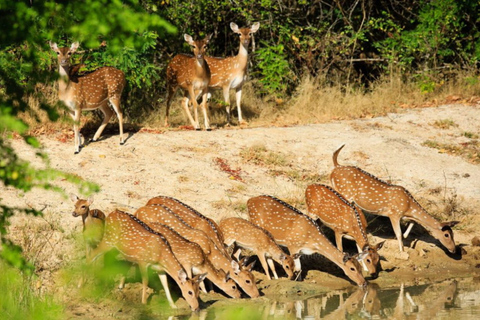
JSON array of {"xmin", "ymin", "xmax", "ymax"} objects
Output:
[
  {"xmin": 50, "ymin": 22, "xmax": 260, "ymax": 154},
  {"xmin": 69, "ymin": 144, "xmax": 459, "ymax": 311}
]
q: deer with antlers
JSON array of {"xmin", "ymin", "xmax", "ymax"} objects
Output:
[
  {"xmin": 219, "ymin": 217, "xmax": 295, "ymax": 280},
  {"xmin": 49, "ymin": 42, "xmax": 126, "ymax": 154},
  {"xmin": 205, "ymin": 22, "xmax": 260, "ymax": 125},
  {"xmin": 166, "ymin": 34, "xmax": 212, "ymax": 130},
  {"xmin": 135, "ymin": 204, "xmax": 259, "ymax": 298},
  {"xmin": 330, "ymin": 144, "xmax": 459, "ymax": 253},
  {"xmin": 247, "ymin": 195, "xmax": 368, "ymax": 287},
  {"xmin": 305, "ymin": 184, "xmax": 384, "ymax": 278},
  {"xmin": 87, "ymin": 210, "xmax": 203, "ymax": 310}
]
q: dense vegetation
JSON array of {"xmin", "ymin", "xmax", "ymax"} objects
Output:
[{"xmin": 0, "ymin": 0, "xmax": 479, "ymax": 316}]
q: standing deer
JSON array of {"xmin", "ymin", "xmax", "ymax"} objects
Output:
[
  {"xmin": 305, "ymin": 184, "xmax": 384, "ymax": 277},
  {"xmin": 70, "ymin": 194, "xmax": 105, "ymax": 260},
  {"xmin": 146, "ymin": 196, "xmax": 226, "ymax": 256},
  {"xmin": 165, "ymin": 34, "xmax": 212, "ymax": 130},
  {"xmin": 49, "ymin": 42, "xmax": 126, "ymax": 154},
  {"xmin": 147, "ymin": 222, "xmax": 241, "ymax": 298},
  {"xmin": 135, "ymin": 204, "xmax": 260, "ymax": 298},
  {"xmin": 70, "ymin": 194, "xmax": 105, "ymax": 288},
  {"xmin": 330, "ymin": 144, "xmax": 459, "ymax": 253},
  {"xmin": 247, "ymin": 195, "xmax": 367, "ymax": 287},
  {"xmin": 219, "ymin": 217, "xmax": 295, "ymax": 280},
  {"xmin": 205, "ymin": 22, "xmax": 260, "ymax": 125},
  {"xmin": 87, "ymin": 210, "xmax": 203, "ymax": 310}
]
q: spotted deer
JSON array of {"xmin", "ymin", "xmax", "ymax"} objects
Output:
[
  {"xmin": 87, "ymin": 209, "xmax": 203, "ymax": 310},
  {"xmin": 205, "ymin": 22, "xmax": 260, "ymax": 125},
  {"xmin": 135, "ymin": 205, "xmax": 259, "ymax": 298},
  {"xmin": 70, "ymin": 194, "xmax": 106, "ymax": 288},
  {"xmin": 219, "ymin": 217, "xmax": 295, "ymax": 280},
  {"xmin": 305, "ymin": 184, "xmax": 384, "ymax": 277},
  {"xmin": 166, "ymin": 34, "xmax": 212, "ymax": 130},
  {"xmin": 49, "ymin": 42, "xmax": 126, "ymax": 154},
  {"xmin": 330, "ymin": 144, "xmax": 459, "ymax": 253},
  {"xmin": 147, "ymin": 222, "xmax": 240, "ymax": 298},
  {"xmin": 70, "ymin": 194, "xmax": 105, "ymax": 260},
  {"xmin": 247, "ymin": 195, "xmax": 367, "ymax": 287},
  {"xmin": 146, "ymin": 196, "xmax": 226, "ymax": 256}
]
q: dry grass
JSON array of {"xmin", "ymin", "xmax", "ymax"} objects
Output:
[
  {"xmin": 19, "ymin": 70, "xmax": 480, "ymax": 134},
  {"xmin": 422, "ymin": 139, "xmax": 480, "ymax": 164}
]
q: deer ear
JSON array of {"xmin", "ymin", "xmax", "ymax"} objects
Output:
[
  {"xmin": 251, "ymin": 22, "xmax": 260, "ymax": 33},
  {"xmin": 279, "ymin": 253, "xmax": 286, "ymax": 261},
  {"xmin": 442, "ymin": 221, "xmax": 460, "ymax": 230},
  {"xmin": 292, "ymin": 253, "xmax": 301, "ymax": 259},
  {"xmin": 356, "ymin": 251, "xmax": 368, "ymax": 262},
  {"xmin": 342, "ymin": 253, "xmax": 351, "ymax": 264},
  {"xmin": 49, "ymin": 41, "xmax": 58, "ymax": 51},
  {"xmin": 206, "ymin": 33, "xmax": 213, "ymax": 42},
  {"xmin": 375, "ymin": 240, "xmax": 386, "ymax": 251},
  {"xmin": 70, "ymin": 42, "xmax": 79, "ymax": 52},
  {"xmin": 225, "ymin": 271, "xmax": 231, "ymax": 282},
  {"xmin": 184, "ymin": 34, "xmax": 194, "ymax": 44},
  {"xmin": 70, "ymin": 194, "xmax": 78, "ymax": 203},
  {"xmin": 245, "ymin": 260, "xmax": 256, "ymax": 272},
  {"xmin": 230, "ymin": 22, "xmax": 240, "ymax": 33},
  {"xmin": 87, "ymin": 195, "xmax": 94, "ymax": 206},
  {"xmin": 196, "ymin": 272, "xmax": 208, "ymax": 283},
  {"xmin": 231, "ymin": 260, "xmax": 240, "ymax": 273},
  {"xmin": 178, "ymin": 269, "xmax": 188, "ymax": 283}
]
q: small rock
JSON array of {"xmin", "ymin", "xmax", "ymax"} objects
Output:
[{"xmin": 472, "ymin": 237, "xmax": 480, "ymax": 246}]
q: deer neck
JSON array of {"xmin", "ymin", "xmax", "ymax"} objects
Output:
[
  {"xmin": 310, "ymin": 233, "xmax": 345, "ymax": 269},
  {"xmin": 233, "ymin": 42, "xmax": 249, "ymax": 72},
  {"xmin": 57, "ymin": 65, "xmax": 73, "ymax": 100},
  {"xmin": 405, "ymin": 203, "xmax": 441, "ymax": 232}
]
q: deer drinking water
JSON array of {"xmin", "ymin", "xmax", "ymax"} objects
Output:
[
  {"xmin": 87, "ymin": 209, "xmax": 203, "ymax": 310},
  {"xmin": 247, "ymin": 195, "xmax": 368, "ymax": 287},
  {"xmin": 330, "ymin": 144, "xmax": 459, "ymax": 253},
  {"xmin": 205, "ymin": 22, "xmax": 260, "ymax": 125},
  {"xmin": 219, "ymin": 217, "xmax": 295, "ymax": 280},
  {"xmin": 146, "ymin": 196, "xmax": 227, "ymax": 256},
  {"xmin": 165, "ymin": 34, "xmax": 212, "ymax": 130},
  {"xmin": 135, "ymin": 204, "xmax": 260, "ymax": 298},
  {"xmin": 147, "ymin": 222, "xmax": 241, "ymax": 298},
  {"xmin": 305, "ymin": 184, "xmax": 384, "ymax": 277},
  {"xmin": 49, "ymin": 42, "xmax": 126, "ymax": 154}
]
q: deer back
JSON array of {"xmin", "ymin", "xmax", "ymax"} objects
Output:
[
  {"xmin": 305, "ymin": 184, "xmax": 368, "ymax": 246},
  {"xmin": 330, "ymin": 145, "xmax": 458, "ymax": 253},
  {"xmin": 135, "ymin": 204, "xmax": 217, "ymax": 257},
  {"xmin": 146, "ymin": 196, "xmax": 226, "ymax": 253},
  {"xmin": 247, "ymin": 195, "xmax": 367, "ymax": 287}
]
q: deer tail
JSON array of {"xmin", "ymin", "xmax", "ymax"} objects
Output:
[{"xmin": 332, "ymin": 144, "xmax": 346, "ymax": 167}]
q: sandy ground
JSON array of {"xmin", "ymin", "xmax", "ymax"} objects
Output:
[{"xmin": 3, "ymin": 103, "xmax": 480, "ymax": 317}]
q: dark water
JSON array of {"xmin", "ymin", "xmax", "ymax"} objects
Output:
[{"xmin": 173, "ymin": 278, "xmax": 480, "ymax": 319}]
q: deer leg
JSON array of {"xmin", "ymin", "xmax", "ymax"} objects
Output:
[
  {"xmin": 138, "ymin": 263, "xmax": 150, "ymax": 304},
  {"xmin": 182, "ymin": 95, "xmax": 199, "ymax": 130},
  {"xmin": 266, "ymin": 257, "xmax": 279, "ymax": 280},
  {"xmin": 200, "ymin": 91, "xmax": 211, "ymax": 131},
  {"xmin": 403, "ymin": 222, "xmax": 415, "ymax": 239},
  {"xmin": 235, "ymin": 87, "xmax": 245, "ymax": 124},
  {"xmin": 223, "ymin": 87, "xmax": 231, "ymax": 124},
  {"xmin": 390, "ymin": 216, "xmax": 405, "ymax": 252},
  {"xmin": 91, "ymin": 104, "xmax": 113, "ymax": 142},
  {"xmin": 70, "ymin": 109, "xmax": 82, "ymax": 154},
  {"xmin": 255, "ymin": 253, "xmax": 271, "ymax": 280},
  {"xmin": 165, "ymin": 86, "xmax": 176, "ymax": 127},
  {"xmin": 109, "ymin": 96, "xmax": 124, "ymax": 145},
  {"xmin": 159, "ymin": 272, "xmax": 177, "ymax": 308},
  {"xmin": 334, "ymin": 232, "xmax": 344, "ymax": 252}
]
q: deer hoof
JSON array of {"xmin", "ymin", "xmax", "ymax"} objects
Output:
[
  {"xmin": 120, "ymin": 141, "xmax": 125, "ymax": 145},
  {"xmin": 195, "ymin": 128, "xmax": 201, "ymax": 131},
  {"xmin": 206, "ymin": 128, "xmax": 212, "ymax": 131}
]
